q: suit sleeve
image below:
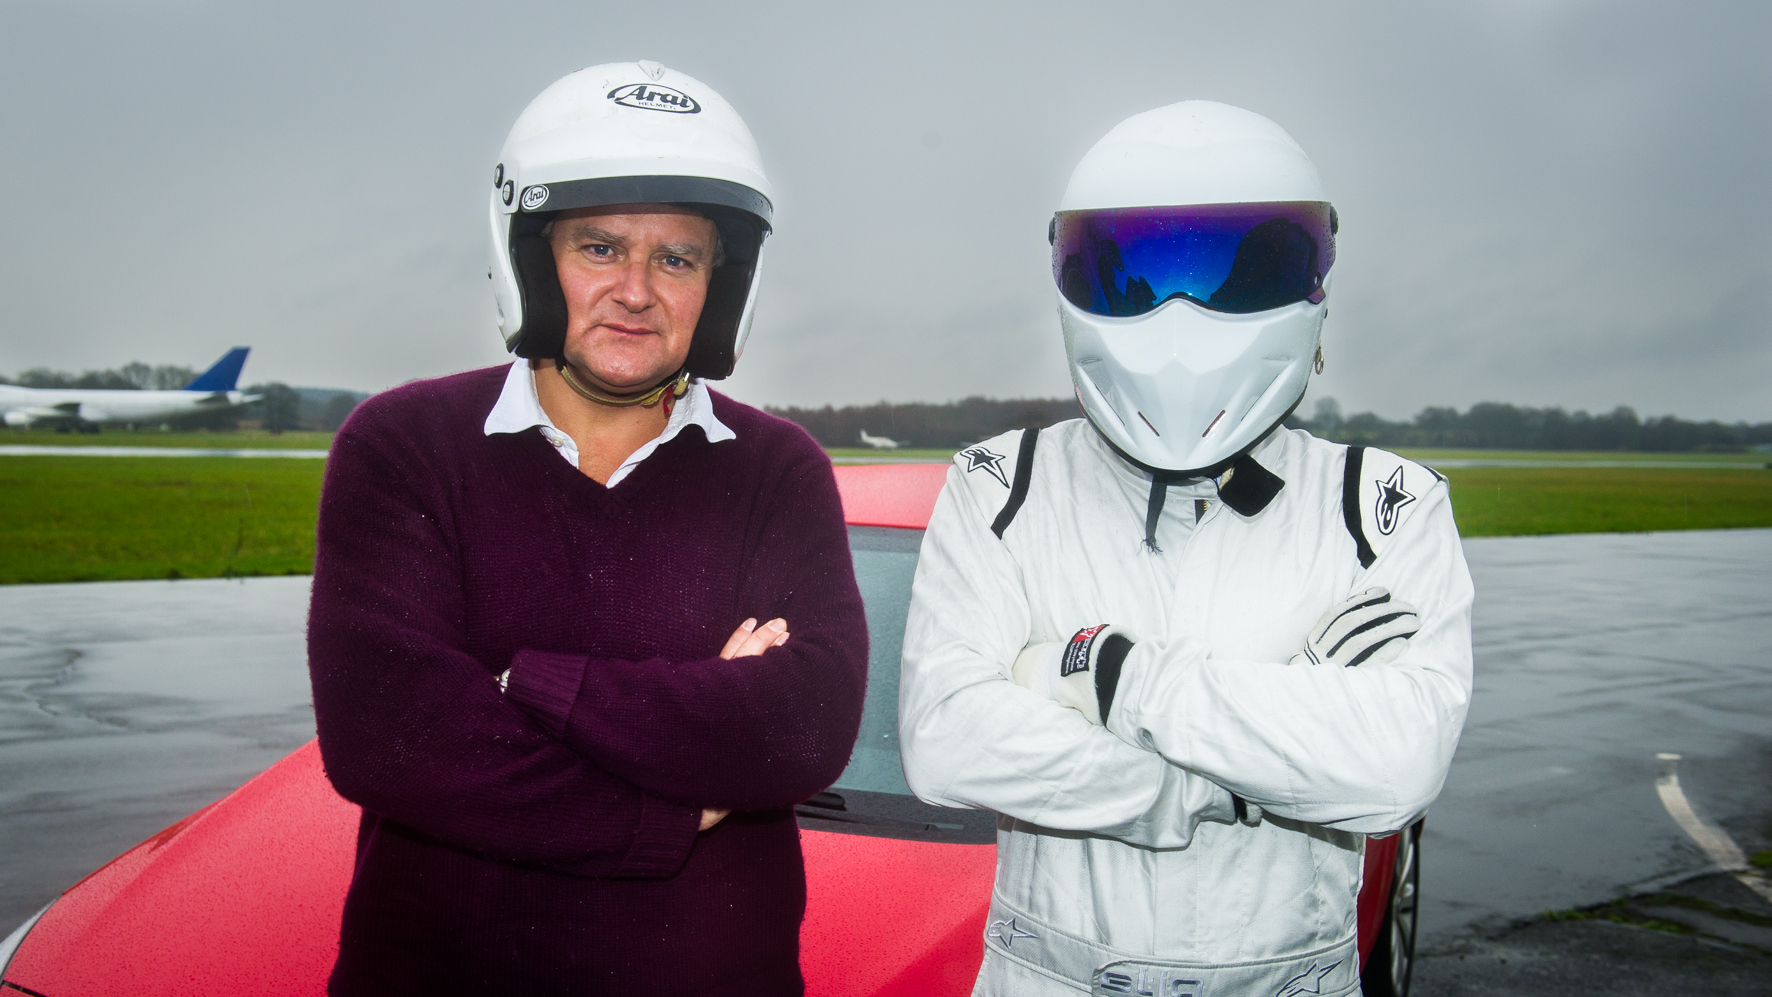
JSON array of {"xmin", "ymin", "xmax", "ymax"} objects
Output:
[
  {"xmin": 308, "ymin": 424, "xmax": 701, "ymax": 878},
  {"xmin": 1106, "ymin": 477, "xmax": 1474, "ymax": 835},
  {"xmin": 897, "ymin": 466, "xmax": 1238, "ymax": 848},
  {"xmin": 503, "ymin": 452, "xmax": 869, "ymax": 811}
]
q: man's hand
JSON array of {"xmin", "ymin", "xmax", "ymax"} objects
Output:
[
  {"xmin": 1291, "ymin": 588, "xmax": 1419, "ymax": 667},
  {"xmin": 1011, "ymin": 625, "xmax": 1135, "ymax": 725},
  {"xmin": 720, "ymin": 617, "xmax": 789, "ymax": 659},
  {"xmin": 695, "ymin": 619, "xmax": 788, "ymax": 832}
]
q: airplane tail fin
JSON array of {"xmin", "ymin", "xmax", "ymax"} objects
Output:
[{"xmin": 183, "ymin": 348, "xmax": 251, "ymax": 392}]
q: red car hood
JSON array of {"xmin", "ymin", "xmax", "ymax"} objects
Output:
[{"xmin": 4, "ymin": 740, "xmax": 997, "ymax": 996}]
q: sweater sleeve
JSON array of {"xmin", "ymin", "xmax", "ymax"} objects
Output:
[
  {"xmin": 307, "ymin": 419, "xmax": 701, "ymax": 878},
  {"xmin": 503, "ymin": 450, "xmax": 869, "ymax": 811}
]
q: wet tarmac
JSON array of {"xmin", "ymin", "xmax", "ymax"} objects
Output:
[
  {"xmin": 1421, "ymin": 529, "xmax": 1772, "ymax": 946},
  {"xmin": 0, "ymin": 577, "xmax": 316, "ymax": 929},
  {"xmin": 3, "ymin": 530, "xmax": 1770, "ymax": 965}
]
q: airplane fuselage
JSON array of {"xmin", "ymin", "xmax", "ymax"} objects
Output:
[
  {"xmin": 857, "ymin": 430, "xmax": 901, "ymax": 450},
  {"xmin": 0, "ymin": 385, "xmax": 255, "ymax": 429}
]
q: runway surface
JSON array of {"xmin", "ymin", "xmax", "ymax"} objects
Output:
[{"xmin": 2, "ymin": 530, "xmax": 1769, "ymax": 947}]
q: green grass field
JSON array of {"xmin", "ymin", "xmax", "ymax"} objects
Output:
[
  {"xmin": 1441, "ymin": 465, "xmax": 1772, "ymax": 536},
  {"xmin": 1, "ymin": 448, "xmax": 1768, "ymax": 584},
  {"xmin": 824, "ymin": 447, "xmax": 958, "ymax": 461},
  {"xmin": 2, "ymin": 428, "xmax": 335, "ymax": 449},
  {"xmin": 1398, "ymin": 448, "xmax": 1767, "ymax": 465},
  {"xmin": 0, "ymin": 456, "xmax": 323, "ymax": 584}
]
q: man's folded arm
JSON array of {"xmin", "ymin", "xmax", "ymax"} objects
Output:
[
  {"xmin": 1106, "ymin": 485, "xmax": 1475, "ymax": 834},
  {"xmin": 308, "ymin": 428, "xmax": 700, "ymax": 878},
  {"xmin": 503, "ymin": 452, "xmax": 870, "ymax": 811},
  {"xmin": 897, "ymin": 469, "xmax": 1238, "ymax": 849}
]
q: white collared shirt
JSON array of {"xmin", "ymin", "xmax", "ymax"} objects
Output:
[{"xmin": 482, "ymin": 360, "xmax": 736, "ymax": 487}]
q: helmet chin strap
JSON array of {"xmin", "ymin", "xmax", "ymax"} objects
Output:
[{"xmin": 555, "ymin": 359, "xmax": 690, "ymax": 410}]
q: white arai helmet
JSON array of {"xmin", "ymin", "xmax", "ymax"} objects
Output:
[
  {"xmin": 490, "ymin": 61, "xmax": 774, "ymax": 381},
  {"xmin": 1053, "ymin": 101, "xmax": 1335, "ymax": 478}
]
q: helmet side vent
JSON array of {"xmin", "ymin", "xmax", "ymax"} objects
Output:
[{"xmin": 1078, "ymin": 357, "xmax": 1117, "ymax": 405}]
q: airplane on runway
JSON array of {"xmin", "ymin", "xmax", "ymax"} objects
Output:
[
  {"xmin": 1, "ymin": 348, "xmax": 260, "ymax": 432},
  {"xmin": 857, "ymin": 429, "xmax": 902, "ymax": 450}
]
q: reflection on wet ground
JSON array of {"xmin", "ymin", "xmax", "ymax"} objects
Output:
[
  {"xmin": 0, "ymin": 577, "xmax": 315, "ymax": 928},
  {"xmin": 2, "ymin": 530, "xmax": 1769, "ymax": 949},
  {"xmin": 1423, "ymin": 529, "xmax": 1772, "ymax": 945}
]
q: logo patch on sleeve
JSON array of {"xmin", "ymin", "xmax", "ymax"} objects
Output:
[
  {"xmin": 1373, "ymin": 466, "xmax": 1415, "ymax": 535},
  {"xmin": 1062, "ymin": 624, "xmax": 1107, "ymax": 676},
  {"xmin": 959, "ymin": 446, "xmax": 1009, "ymax": 488}
]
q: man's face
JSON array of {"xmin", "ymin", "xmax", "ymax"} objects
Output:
[{"xmin": 548, "ymin": 205, "xmax": 719, "ymax": 393}]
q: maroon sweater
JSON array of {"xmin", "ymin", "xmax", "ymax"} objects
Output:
[{"xmin": 306, "ymin": 366, "xmax": 868, "ymax": 996}]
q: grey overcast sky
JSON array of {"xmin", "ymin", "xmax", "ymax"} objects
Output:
[{"xmin": 0, "ymin": 0, "xmax": 1766, "ymax": 420}]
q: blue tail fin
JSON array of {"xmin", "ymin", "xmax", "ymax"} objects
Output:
[{"xmin": 183, "ymin": 348, "xmax": 251, "ymax": 392}]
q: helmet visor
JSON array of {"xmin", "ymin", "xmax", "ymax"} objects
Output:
[{"xmin": 1053, "ymin": 202, "xmax": 1336, "ymax": 317}]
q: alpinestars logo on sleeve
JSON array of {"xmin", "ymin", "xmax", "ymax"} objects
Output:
[
  {"xmin": 1373, "ymin": 467, "xmax": 1415, "ymax": 535},
  {"xmin": 959, "ymin": 446, "xmax": 1009, "ymax": 488}
]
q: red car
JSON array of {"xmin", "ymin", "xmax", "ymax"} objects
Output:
[{"xmin": 0, "ymin": 462, "xmax": 1421, "ymax": 997}]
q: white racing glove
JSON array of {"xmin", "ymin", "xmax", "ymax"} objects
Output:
[
  {"xmin": 1291, "ymin": 587, "xmax": 1420, "ymax": 668},
  {"xmin": 1011, "ymin": 625, "xmax": 1135, "ymax": 725}
]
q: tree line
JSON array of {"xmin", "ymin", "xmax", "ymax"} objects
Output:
[
  {"xmin": 9, "ymin": 361, "xmax": 1767, "ymax": 451},
  {"xmin": 767, "ymin": 395, "xmax": 1772, "ymax": 453},
  {"xmin": 1288, "ymin": 398, "xmax": 1772, "ymax": 452},
  {"xmin": 1, "ymin": 363, "xmax": 365, "ymax": 432}
]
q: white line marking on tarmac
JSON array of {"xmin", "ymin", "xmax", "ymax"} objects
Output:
[{"xmin": 1654, "ymin": 753, "xmax": 1772, "ymax": 902}]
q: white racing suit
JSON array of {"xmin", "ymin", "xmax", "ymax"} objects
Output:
[{"xmin": 899, "ymin": 420, "xmax": 1473, "ymax": 997}]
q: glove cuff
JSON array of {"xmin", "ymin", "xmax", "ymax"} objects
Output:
[
  {"xmin": 1094, "ymin": 633, "xmax": 1133, "ymax": 723},
  {"xmin": 1059, "ymin": 624, "xmax": 1136, "ymax": 724}
]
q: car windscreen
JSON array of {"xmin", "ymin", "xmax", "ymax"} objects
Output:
[{"xmin": 793, "ymin": 525, "xmax": 996, "ymax": 843}]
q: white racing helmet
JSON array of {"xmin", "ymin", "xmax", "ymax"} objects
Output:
[
  {"xmin": 490, "ymin": 61, "xmax": 774, "ymax": 379},
  {"xmin": 1054, "ymin": 101, "xmax": 1335, "ymax": 477}
]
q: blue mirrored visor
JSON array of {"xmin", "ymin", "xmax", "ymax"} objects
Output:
[{"xmin": 1053, "ymin": 202, "xmax": 1336, "ymax": 317}]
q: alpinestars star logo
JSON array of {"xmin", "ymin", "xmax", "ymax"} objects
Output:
[
  {"xmin": 986, "ymin": 916, "xmax": 1037, "ymax": 948},
  {"xmin": 1373, "ymin": 466, "xmax": 1415, "ymax": 535},
  {"xmin": 1274, "ymin": 959, "xmax": 1340, "ymax": 997},
  {"xmin": 959, "ymin": 446, "xmax": 1009, "ymax": 488}
]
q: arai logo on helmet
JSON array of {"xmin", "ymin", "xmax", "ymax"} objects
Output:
[
  {"xmin": 607, "ymin": 83, "xmax": 701, "ymax": 114},
  {"xmin": 520, "ymin": 185, "xmax": 549, "ymax": 210}
]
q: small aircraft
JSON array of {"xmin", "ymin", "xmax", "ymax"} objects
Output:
[
  {"xmin": 858, "ymin": 429, "xmax": 902, "ymax": 450},
  {"xmin": 1, "ymin": 348, "xmax": 260, "ymax": 431}
]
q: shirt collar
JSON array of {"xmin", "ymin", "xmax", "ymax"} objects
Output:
[{"xmin": 483, "ymin": 361, "xmax": 735, "ymax": 485}]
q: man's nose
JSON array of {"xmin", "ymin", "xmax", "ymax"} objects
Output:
[{"xmin": 609, "ymin": 260, "xmax": 657, "ymax": 312}]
